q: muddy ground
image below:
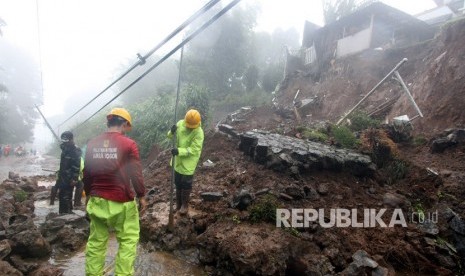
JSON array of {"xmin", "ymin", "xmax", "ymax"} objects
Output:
[
  {"xmin": 140, "ymin": 18, "xmax": 465, "ymax": 276},
  {"xmin": 1, "ymin": 15, "xmax": 464, "ymax": 276}
]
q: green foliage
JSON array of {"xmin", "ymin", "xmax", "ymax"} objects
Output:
[
  {"xmin": 332, "ymin": 125, "xmax": 357, "ymax": 148},
  {"xmin": 244, "ymin": 65, "xmax": 259, "ymax": 92},
  {"xmin": 303, "ymin": 129, "xmax": 329, "ymax": 142},
  {"xmin": 261, "ymin": 63, "xmax": 284, "ymax": 92},
  {"xmin": 182, "ymin": 85, "xmax": 211, "ymax": 127},
  {"xmin": 385, "ymin": 160, "xmax": 408, "ymax": 185},
  {"xmin": 117, "ymin": 56, "xmax": 179, "ymax": 106},
  {"xmin": 249, "ymin": 194, "xmax": 279, "ymax": 224},
  {"xmin": 284, "ymin": 227, "xmax": 300, "ymax": 237},
  {"xmin": 348, "ymin": 111, "xmax": 380, "ymax": 132},
  {"xmin": 14, "ymin": 190, "xmax": 28, "ymax": 202},
  {"xmin": 213, "ymin": 88, "xmax": 272, "ymax": 113},
  {"xmin": 231, "ymin": 215, "xmax": 241, "ymax": 224},
  {"xmin": 412, "ymin": 135, "xmax": 428, "ymax": 146},
  {"xmin": 129, "ymin": 95, "xmax": 175, "ymax": 158},
  {"xmin": 0, "ymin": 42, "xmax": 41, "ymax": 143}
]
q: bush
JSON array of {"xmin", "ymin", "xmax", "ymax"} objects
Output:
[
  {"xmin": 332, "ymin": 125, "xmax": 357, "ymax": 149},
  {"xmin": 14, "ymin": 190, "xmax": 28, "ymax": 202},
  {"xmin": 249, "ymin": 194, "xmax": 279, "ymax": 224},
  {"xmin": 413, "ymin": 135, "xmax": 428, "ymax": 146},
  {"xmin": 385, "ymin": 160, "xmax": 408, "ymax": 185},
  {"xmin": 348, "ymin": 111, "xmax": 381, "ymax": 132},
  {"xmin": 302, "ymin": 129, "xmax": 329, "ymax": 142}
]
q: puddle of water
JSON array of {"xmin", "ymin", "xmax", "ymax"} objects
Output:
[{"xmin": 34, "ymin": 200, "xmax": 58, "ymax": 225}]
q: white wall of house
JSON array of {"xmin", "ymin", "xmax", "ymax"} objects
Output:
[
  {"xmin": 416, "ymin": 6, "xmax": 455, "ymax": 25},
  {"xmin": 336, "ymin": 26, "xmax": 372, "ymax": 58}
]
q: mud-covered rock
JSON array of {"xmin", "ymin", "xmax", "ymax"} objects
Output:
[
  {"xmin": 40, "ymin": 213, "xmax": 89, "ymax": 252},
  {"xmin": 0, "ymin": 239, "xmax": 11, "ymax": 260},
  {"xmin": 0, "ymin": 260, "xmax": 22, "ymax": 276},
  {"xmin": 239, "ymin": 130, "xmax": 376, "ymax": 176},
  {"xmin": 230, "ymin": 189, "xmax": 253, "ymax": 211},
  {"xmin": 8, "ymin": 255, "xmax": 39, "ymax": 275},
  {"xmin": 5, "ymin": 215, "xmax": 50, "ymax": 258},
  {"xmin": 200, "ymin": 192, "xmax": 223, "ymax": 202},
  {"xmin": 29, "ymin": 263, "xmax": 64, "ymax": 276}
]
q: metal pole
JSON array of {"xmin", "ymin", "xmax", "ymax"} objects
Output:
[
  {"xmin": 35, "ymin": 104, "xmax": 60, "ymax": 141},
  {"xmin": 168, "ymin": 44, "xmax": 184, "ymax": 231},
  {"xmin": 336, "ymin": 58, "xmax": 408, "ymax": 125},
  {"xmin": 393, "ymin": 70, "xmax": 423, "ymax": 117}
]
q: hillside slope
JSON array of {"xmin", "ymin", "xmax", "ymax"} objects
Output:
[{"xmin": 139, "ymin": 19, "xmax": 465, "ymax": 275}]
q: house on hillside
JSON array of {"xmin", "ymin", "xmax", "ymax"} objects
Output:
[
  {"xmin": 416, "ymin": 0, "xmax": 465, "ymax": 26},
  {"xmin": 296, "ymin": 2, "xmax": 433, "ymax": 71}
]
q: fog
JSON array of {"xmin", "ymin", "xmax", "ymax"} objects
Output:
[{"xmin": 0, "ymin": 0, "xmax": 435, "ymax": 151}]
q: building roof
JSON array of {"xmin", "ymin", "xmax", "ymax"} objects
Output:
[
  {"xmin": 328, "ymin": 2, "xmax": 430, "ymax": 32},
  {"xmin": 303, "ymin": 2, "xmax": 432, "ymax": 46}
]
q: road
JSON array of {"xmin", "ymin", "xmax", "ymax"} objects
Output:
[{"xmin": 0, "ymin": 153, "xmax": 59, "ymax": 181}]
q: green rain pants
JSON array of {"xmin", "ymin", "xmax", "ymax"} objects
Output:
[{"xmin": 85, "ymin": 196, "xmax": 140, "ymax": 276}]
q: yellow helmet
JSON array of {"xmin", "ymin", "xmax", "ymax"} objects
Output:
[
  {"xmin": 107, "ymin": 107, "xmax": 132, "ymax": 128},
  {"xmin": 184, "ymin": 109, "xmax": 201, "ymax": 129}
]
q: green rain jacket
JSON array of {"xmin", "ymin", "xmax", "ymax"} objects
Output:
[{"xmin": 168, "ymin": 119, "xmax": 204, "ymax": 175}]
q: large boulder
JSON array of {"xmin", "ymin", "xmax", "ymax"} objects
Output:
[
  {"xmin": 5, "ymin": 215, "xmax": 51, "ymax": 258},
  {"xmin": 40, "ymin": 213, "xmax": 89, "ymax": 252}
]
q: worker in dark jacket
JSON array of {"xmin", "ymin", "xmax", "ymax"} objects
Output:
[
  {"xmin": 168, "ymin": 109, "xmax": 204, "ymax": 216},
  {"xmin": 56, "ymin": 131, "xmax": 81, "ymax": 214},
  {"xmin": 83, "ymin": 107, "xmax": 147, "ymax": 276}
]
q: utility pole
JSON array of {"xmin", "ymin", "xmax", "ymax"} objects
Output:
[
  {"xmin": 168, "ymin": 44, "xmax": 184, "ymax": 231},
  {"xmin": 35, "ymin": 104, "xmax": 60, "ymax": 141}
]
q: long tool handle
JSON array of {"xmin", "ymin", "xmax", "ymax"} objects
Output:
[{"xmin": 168, "ymin": 45, "xmax": 184, "ymax": 231}]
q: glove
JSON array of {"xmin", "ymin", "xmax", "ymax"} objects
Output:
[
  {"xmin": 171, "ymin": 148, "xmax": 179, "ymax": 156},
  {"xmin": 171, "ymin": 124, "xmax": 177, "ymax": 134}
]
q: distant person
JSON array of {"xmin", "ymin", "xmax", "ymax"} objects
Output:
[
  {"xmin": 83, "ymin": 107, "xmax": 147, "ymax": 276},
  {"xmin": 168, "ymin": 109, "xmax": 204, "ymax": 216},
  {"xmin": 4, "ymin": 144, "xmax": 10, "ymax": 157},
  {"xmin": 0, "ymin": 145, "xmax": 2, "ymax": 158},
  {"xmin": 55, "ymin": 131, "xmax": 81, "ymax": 214}
]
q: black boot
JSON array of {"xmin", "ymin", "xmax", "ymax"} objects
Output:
[
  {"xmin": 74, "ymin": 181, "xmax": 83, "ymax": 207},
  {"xmin": 59, "ymin": 188, "xmax": 73, "ymax": 214},
  {"xmin": 175, "ymin": 188, "xmax": 182, "ymax": 212},
  {"xmin": 50, "ymin": 186, "xmax": 58, "ymax": 205},
  {"xmin": 179, "ymin": 189, "xmax": 191, "ymax": 216}
]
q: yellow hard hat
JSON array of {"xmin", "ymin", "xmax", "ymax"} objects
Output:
[
  {"xmin": 107, "ymin": 107, "xmax": 132, "ymax": 128},
  {"xmin": 184, "ymin": 109, "xmax": 201, "ymax": 129}
]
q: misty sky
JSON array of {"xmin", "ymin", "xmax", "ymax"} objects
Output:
[{"xmin": 0, "ymin": 0, "xmax": 436, "ymax": 149}]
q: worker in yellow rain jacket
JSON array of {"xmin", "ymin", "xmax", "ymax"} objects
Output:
[{"xmin": 168, "ymin": 109, "xmax": 204, "ymax": 216}]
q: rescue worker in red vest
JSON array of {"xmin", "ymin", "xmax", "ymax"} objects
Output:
[
  {"xmin": 168, "ymin": 109, "xmax": 204, "ymax": 216},
  {"xmin": 56, "ymin": 131, "xmax": 81, "ymax": 214},
  {"xmin": 83, "ymin": 107, "xmax": 147, "ymax": 276}
]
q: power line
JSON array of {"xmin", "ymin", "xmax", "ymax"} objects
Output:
[
  {"xmin": 72, "ymin": 0, "xmax": 242, "ymax": 131},
  {"xmin": 58, "ymin": 0, "xmax": 222, "ymax": 128},
  {"xmin": 35, "ymin": 0, "xmax": 44, "ymax": 100}
]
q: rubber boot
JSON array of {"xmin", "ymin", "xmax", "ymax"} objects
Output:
[
  {"xmin": 179, "ymin": 189, "xmax": 191, "ymax": 216},
  {"xmin": 59, "ymin": 188, "xmax": 73, "ymax": 214},
  {"xmin": 175, "ymin": 188, "xmax": 182, "ymax": 213},
  {"xmin": 50, "ymin": 186, "xmax": 58, "ymax": 205},
  {"xmin": 74, "ymin": 181, "xmax": 83, "ymax": 207}
]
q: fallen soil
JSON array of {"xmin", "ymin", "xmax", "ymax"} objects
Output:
[{"xmin": 140, "ymin": 17, "xmax": 465, "ymax": 276}]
